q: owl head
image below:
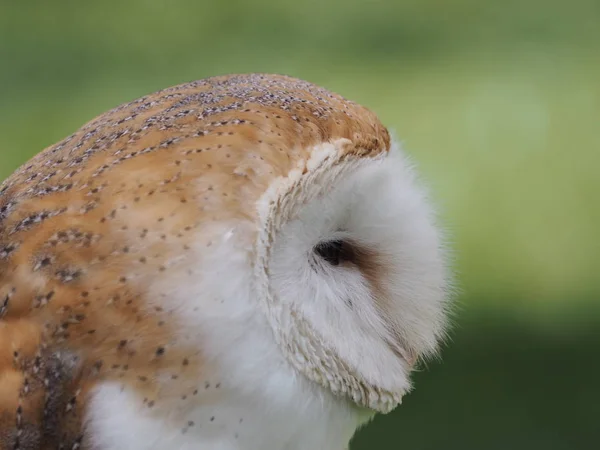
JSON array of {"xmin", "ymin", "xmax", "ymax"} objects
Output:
[{"xmin": 0, "ymin": 74, "xmax": 451, "ymax": 446}]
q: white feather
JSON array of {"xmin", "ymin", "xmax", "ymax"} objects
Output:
[{"xmin": 86, "ymin": 138, "xmax": 449, "ymax": 449}]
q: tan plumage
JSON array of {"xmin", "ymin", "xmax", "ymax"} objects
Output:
[
  {"xmin": 0, "ymin": 74, "xmax": 449, "ymax": 450},
  {"xmin": 0, "ymin": 74, "xmax": 391, "ymax": 448}
]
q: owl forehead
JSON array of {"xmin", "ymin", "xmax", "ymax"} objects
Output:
[{"xmin": 0, "ymin": 74, "xmax": 390, "ymax": 252}]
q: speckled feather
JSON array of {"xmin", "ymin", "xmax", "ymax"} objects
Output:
[{"xmin": 0, "ymin": 74, "xmax": 390, "ymax": 449}]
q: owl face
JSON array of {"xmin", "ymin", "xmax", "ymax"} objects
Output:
[
  {"xmin": 0, "ymin": 73, "xmax": 451, "ymax": 448},
  {"xmin": 259, "ymin": 139, "xmax": 449, "ymax": 413}
]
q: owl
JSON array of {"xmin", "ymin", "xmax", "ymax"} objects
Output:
[{"xmin": 0, "ymin": 74, "xmax": 451, "ymax": 450}]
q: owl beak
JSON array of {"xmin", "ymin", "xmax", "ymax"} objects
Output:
[
  {"xmin": 402, "ymin": 348, "xmax": 418, "ymax": 367},
  {"xmin": 387, "ymin": 338, "xmax": 418, "ymax": 368}
]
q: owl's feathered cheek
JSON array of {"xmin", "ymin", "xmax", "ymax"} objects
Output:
[{"xmin": 309, "ymin": 238, "xmax": 421, "ymax": 368}]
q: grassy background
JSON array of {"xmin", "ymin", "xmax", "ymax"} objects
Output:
[{"xmin": 1, "ymin": 0, "xmax": 599, "ymax": 448}]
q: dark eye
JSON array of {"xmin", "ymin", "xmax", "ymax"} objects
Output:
[{"xmin": 314, "ymin": 240, "xmax": 354, "ymax": 266}]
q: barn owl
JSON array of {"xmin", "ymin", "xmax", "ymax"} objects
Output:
[{"xmin": 0, "ymin": 73, "xmax": 451, "ymax": 450}]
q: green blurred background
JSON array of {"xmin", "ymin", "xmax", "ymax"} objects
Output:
[{"xmin": 1, "ymin": 0, "xmax": 599, "ymax": 448}]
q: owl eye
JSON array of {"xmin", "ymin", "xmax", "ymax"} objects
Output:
[{"xmin": 314, "ymin": 240, "xmax": 355, "ymax": 266}]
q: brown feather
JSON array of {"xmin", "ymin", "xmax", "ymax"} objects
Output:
[{"xmin": 0, "ymin": 73, "xmax": 390, "ymax": 448}]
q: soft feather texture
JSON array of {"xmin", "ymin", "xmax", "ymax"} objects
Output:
[
  {"xmin": 0, "ymin": 73, "xmax": 450, "ymax": 449},
  {"xmin": 265, "ymin": 139, "xmax": 449, "ymax": 411},
  {"xmin": 88, "ymin": 220, "xmax": 366, "ymax": 450}
]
